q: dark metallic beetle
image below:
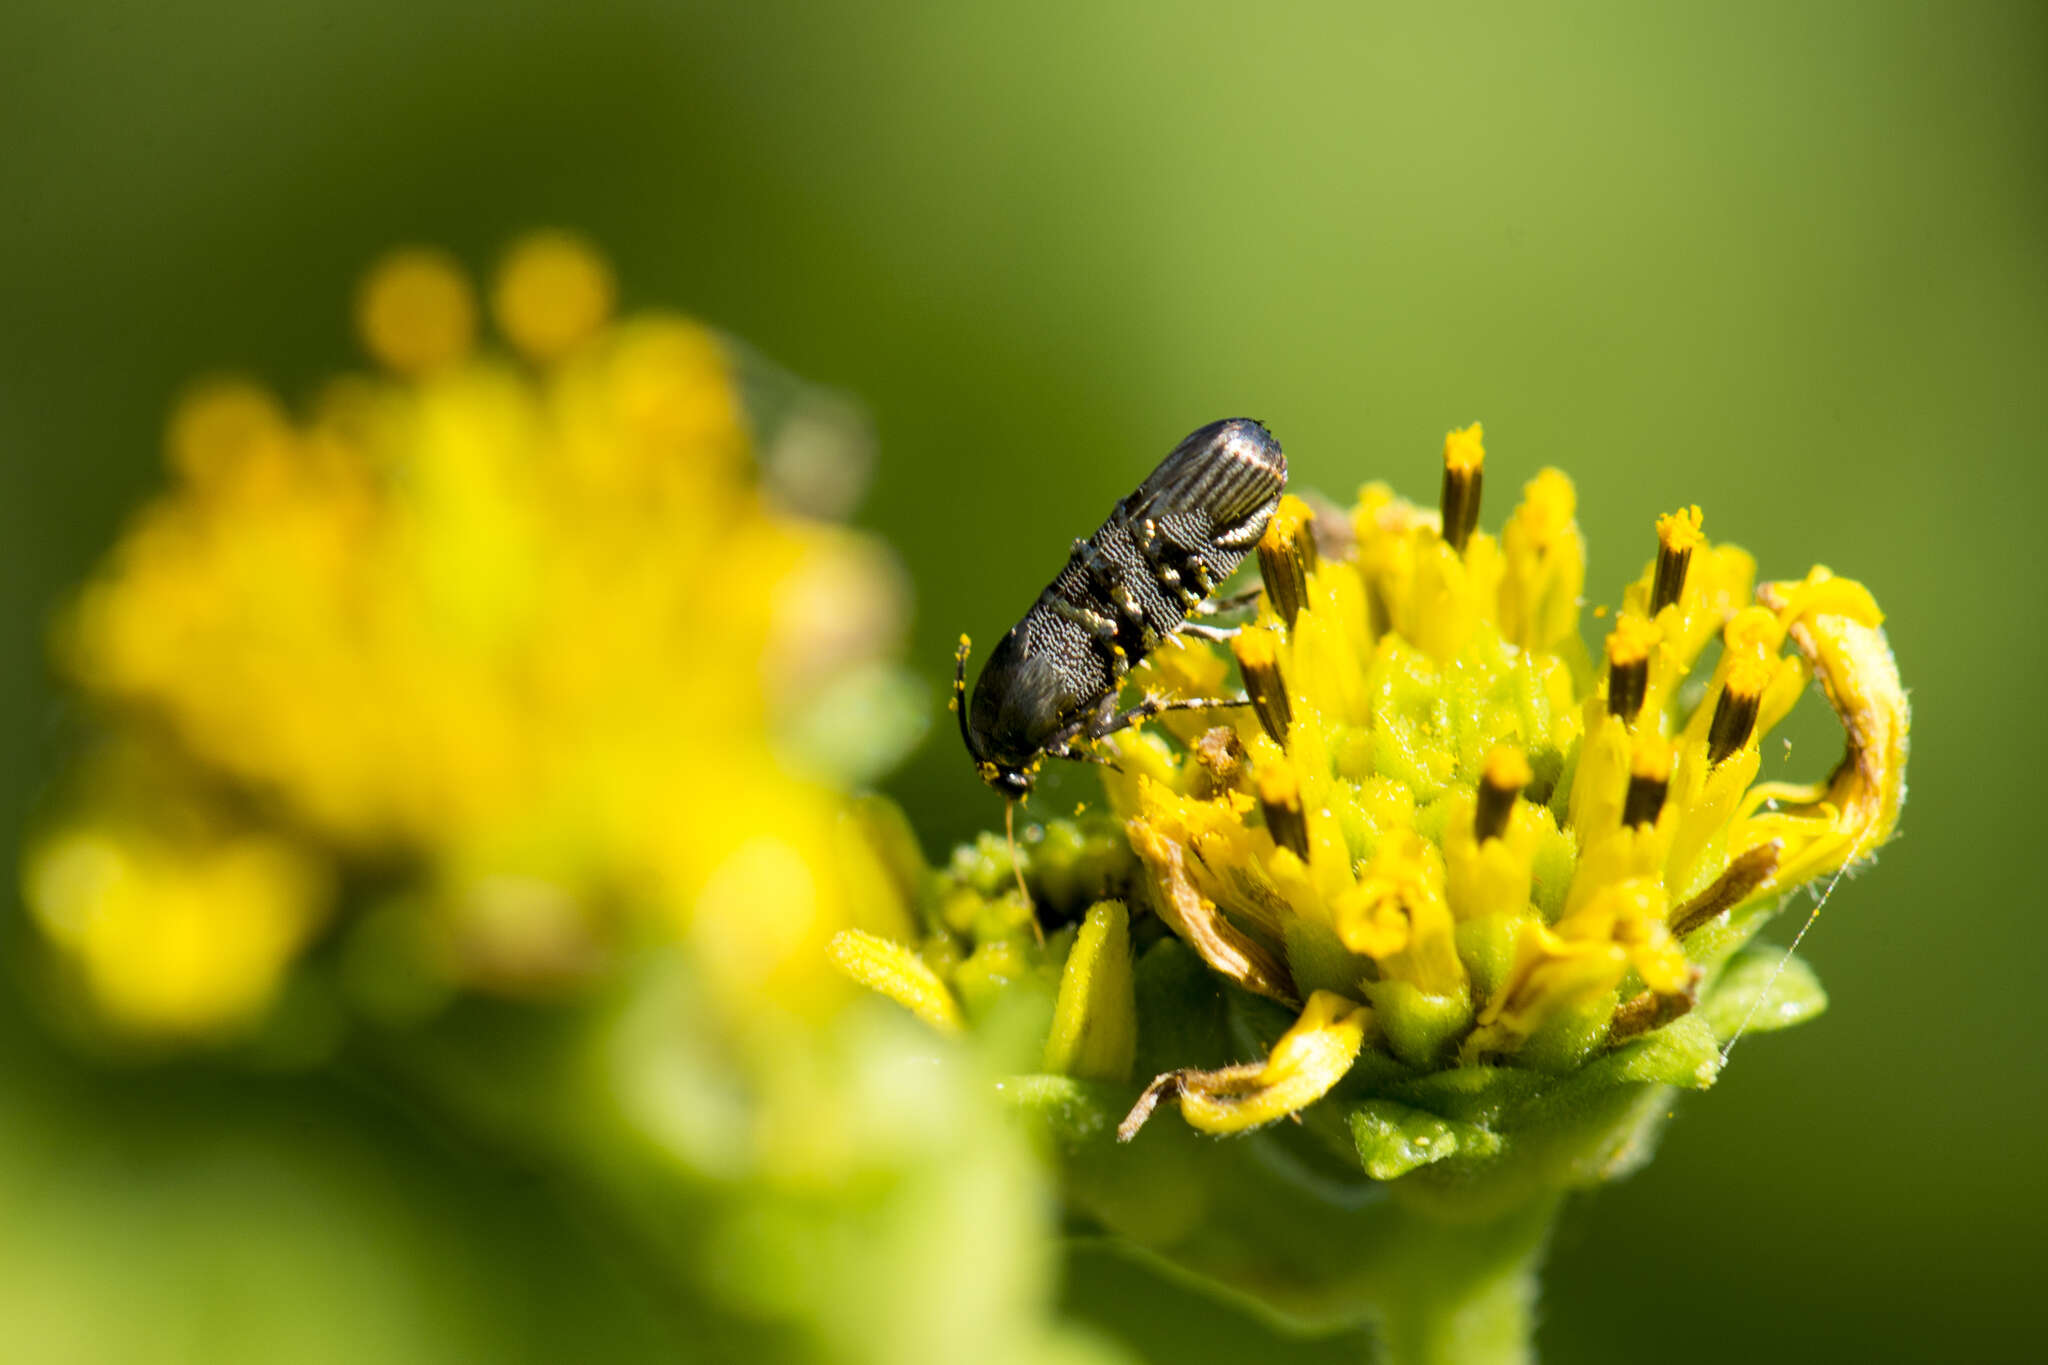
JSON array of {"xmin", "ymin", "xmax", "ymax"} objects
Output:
[{"xmin": 954, "ymin": 418, "xmax": 1287, "ymax": 797}]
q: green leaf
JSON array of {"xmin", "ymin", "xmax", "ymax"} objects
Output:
[
  {"xmin": 1282, "ymin": 915, "xmax": 1368, "ymax": 1000},
  {"xmin": 1383, "ymin": 1063, "xmax": 1552, "ymax": 1127},
  {"xmin": 1700, "ymin": 946, "xmax": 1828, "ymax": 1041},
  {"xmin": 1586, "ymin": 1013, "xmax": 1722, "ymax": 1092},
  {"xmin": 1363, "ymin": 978, "xmax": 1472, "ymax": 1069},
  {"xmin": 1129, "ymin": 939, "xmax": 1233, "ymax": 1074},
  {"xmin": 1349, "ymin": 1099, "xmax": 1503, "ymax": 1180},
  {"xmin": 1453, "ymin": 915, "xmax": 1519, "ymax": 1009},
  {"xmin": 996, "ymin": 1073, "xmax": 1123, "ymax": 1149}
]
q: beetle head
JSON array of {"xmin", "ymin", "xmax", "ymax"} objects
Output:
[
  {"xmin": 982, "ymin": 760, "xmax": 1035, "ymax": 799},
  {"xmin": 955, "ymin": 634, "xmax": 1040, "ymax": 799}
]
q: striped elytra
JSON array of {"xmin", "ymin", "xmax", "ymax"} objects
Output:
[{"xmin": 955, "ymin": 418, "xmax": 1287, "ymax": 798}]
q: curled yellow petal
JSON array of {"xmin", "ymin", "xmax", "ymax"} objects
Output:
[
  {"xmin": 1740, "ymin": 570, "xmax": 1909, "ymax": 889},
  {"xmin": 827, "ymin": 929, "xmax": 962, "ymax": 1034},
  {"xmin": 1119, "ymin": 991, "xmax": 1369, "ymax": 1139},
  {"xmin": 1127, "ymin": 811, "xmax": 1295, "ymax": 1004}
]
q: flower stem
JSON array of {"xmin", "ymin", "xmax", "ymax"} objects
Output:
[{"xmin": 1370, "ymin": 1194, "xmax": 1559, "ymax": 1365}]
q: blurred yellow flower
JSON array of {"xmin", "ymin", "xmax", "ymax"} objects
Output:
[
  {"xmin": 28, "ymin": 233, "xmax": 918, "ymax": 1036},
  {"xmin": 25, "ymin": 823, "xmax": 328, "ymax": 1036}
]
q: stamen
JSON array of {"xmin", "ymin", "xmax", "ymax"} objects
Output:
[
  {"xmin": 1607, "ymin": 976, "xmax": 1698, "ymax": 1045},
  {"xmin": 1509, "ymin": 468, "xmax": 1575, "ymax": 553},
  {"xmin": 1651, "ymin": 506, "xmax": 1704, "ymax": 613},
  {"xmin": 1671, "ymin": 841, "xmax": 1781, "ymax": 936},
  {"xmin": 1622, "ymin": 733, "xmax": 1671, "ymax": 828},
  {"xmin": 1232, "ymin": 629, "xmax": 1292, "ymax": 746},
  {"xmin": 1706, "ymin": 655, "xmax": 1771, "ymax": 764},
  {"xmin": 1475, "ymin": 747, "xmax": 1531, "ymax": 843},
  {"xmin": 1256, "ymin": 494, "xmax": 1319, "ymax": 629},
  {"xmin": 1256, "ymin": 762, "xmax": 1310, "ymax": 860},
  {"xmin": 1604, "ymin": 614, "xmax": 1659, "ymax": 725},
  {"xmin": 1439, "ymin": 423, "xmax": 1486, "ymax": 554}
]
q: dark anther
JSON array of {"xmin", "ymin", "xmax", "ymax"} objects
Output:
[
  {"xmin": 1607, "ymin": 652, "xmax": 1648, "ymax": 726},
  {"xmin": 1256, "ymin": 764, "xmax": 1311, "ymax": 861},
  {"xmin": 1256, "ymin": 495, "xmax": 1318, "ymax": 630},
  {"xmin": 1623, "ymin": 734, "xmax": 1672, "ymax": 828},
  {"xmin": 1671, "ymin": 841, "xmax": 1782, "ymax": 937},
  {"xmin": 1706, "ymin": 682, "xmax": 1762, "ymax": 766},
  {"xmin": 1623, "ymin": 769, "xmax": 1669, "ymax": 828},
  {"xmin": 1607, "ymin": 974, "xmax": 1700, "ymax": 1046},
  {"xmin": 1475, "ymin": 749, "xmax": 1531, "ymax": 843},
  {"xmin": 1651, "ymin": 507, "xmax": 1703, "ymax": 614},
  {"xmin": 1233, "ymin": 629, "xmax": 1292, "ymax": 746},
  {"xmin": 1605, "ymin": 614, "xmax": 1658, "ymax": 726},
  {"xmin": 1440, "ymin": 460, "xmax": 1484, "ymax": 554}
]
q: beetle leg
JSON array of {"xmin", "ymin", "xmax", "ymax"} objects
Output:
[
  {"xmin": 1151, "ymin": 544, "xmax": 1212, "ymax": 613},
  {"xmin": 1046, "ymin": 596, "xmax": 1120, "ymax": 643},
  {"xmin": 1092, "ymin": 692, "xmax": 1252, "ymax": 739},
  {"xmin": 1133, "ymin": 524, "xmax": 1213, "ymax": 614},
  {"xmin": 1045, "ymin": 740, "xmax": 1122, "ymax": 771},
  {"xmin": 1046, "ymin": 598, "xmax": 1136, "ymax": 688},
  {"xmin": 1069, "ymin": 536, "xmax": 1123, "ymax": 597},
  {"xmin": 1107, "ymin": 579, "xmax": 1162, "ymax": 648},
  {"xmin": 1042, "ymin": 694, "xmax": 1114, "ymax": 756},
  {"xmin": 1067, "ymin": 539, "xmax": 1157, "ymax": 648},
  {"xmin": 1192, "ymin": 585, "xmax": 1262, "ymax": 617},
  {"xmin": 1167, "ymin": 552, "xmax": 1207, "ymax": 611}
]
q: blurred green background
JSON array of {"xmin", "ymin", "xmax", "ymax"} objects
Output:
[{"xmin": 3, "ymin": 2, "xmax": 2041, "ymax": 1360}]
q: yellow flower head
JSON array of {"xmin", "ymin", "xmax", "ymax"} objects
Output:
[
  {"xmin": 1092, "ymin": 427, "xmax": 1908, "ymax": 1129},
  {"xmin": 28, "ymin": 234, "xmax": 917, "ymax": 1037}
]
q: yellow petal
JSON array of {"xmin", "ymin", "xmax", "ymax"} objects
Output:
[
  {"xmin": 1042, "ymin": 900, "xmax": 1137, "ymax": 1082},
  {"xmin": 1119, "ymin": 991, "xmax": 1369, "ymax": 1139},
  {"xmin": 1743, "ymin": 571, "xmax": 1909, "ymax": 888},
  {"xmin": 1497, "ymin": 467, "xmax": 1584, "ymax": 653},
  {"xmin": 1127, "ymin": 812, "xmax": 1295, "ymax": 1004},
  {"xmin": 827, "ymin": 929, "xmax": 963, "ymax": 1034}
]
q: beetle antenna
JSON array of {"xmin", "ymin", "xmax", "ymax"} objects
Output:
[
  {"xmin": 1005, "ymin": 798, "xmax": 1042, "ymax": 944},
  {"xmin": 953, "ymin": 635, "xmax": 984, "ymax": 763}
]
